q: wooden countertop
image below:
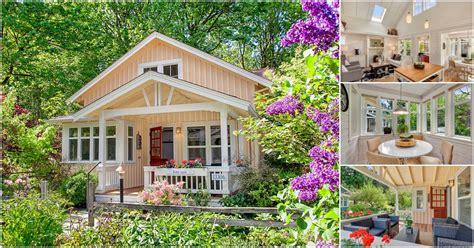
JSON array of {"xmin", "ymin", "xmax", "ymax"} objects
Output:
[{"xmin": 395, "ymin": 63, "xmax": 443, "ymax": 82}]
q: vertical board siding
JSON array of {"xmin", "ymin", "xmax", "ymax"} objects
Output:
[{"xmin": 77, "ymin": 39, "xmax": 262, "ymax": 106}]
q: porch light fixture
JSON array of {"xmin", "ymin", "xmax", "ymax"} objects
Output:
[
  {"xmin": 424, "ymin": 20, "xmax": 429, "ymax": 29},
  {"xmin": 406, "ymin": 12, "xmax": 412, "ymax": 24},
  {"xmin": 393, "ymin": 84, "xmax": 409, "ymax": 115},
  {"xmin": 176, "ymin": 127, "xmax": 181, "ymax": 134},
  {"xmin": 448, "ymin": 179, "xmax": 455, "ymax": 187}
]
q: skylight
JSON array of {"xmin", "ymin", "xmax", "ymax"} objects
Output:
[{"xmin": 371, "ymin": 5, "xmax": 386, "ymax": 23}]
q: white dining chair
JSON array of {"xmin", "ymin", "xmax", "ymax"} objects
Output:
[{"xmin": 420, "ymin": 140, "xmax": 453, "ymax": 165}]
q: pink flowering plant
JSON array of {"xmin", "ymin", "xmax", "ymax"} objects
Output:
[
  {"xmin": 239, "ymin": 0, "xmax": 339, "ymax": 245},
  {"xmin": 142, "ymin": 180, "xmax": 185, "ymax": 206},
  {"xmin": 164, "ymin": 158, "xmax": 204, "ymax": 168},
  {"xmin": 3, "ymin": 174, "xmax": 32, "ymax": 197}
]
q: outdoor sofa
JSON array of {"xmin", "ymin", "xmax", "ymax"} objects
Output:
[
  {"xmin": 432, "ymin": 217, "xmax": 473, "ymax": 247},
  {"xmin": 343, "ymin": 214, "xmax": 399, "ymax": 237}
]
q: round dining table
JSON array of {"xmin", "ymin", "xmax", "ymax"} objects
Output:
[
  {"xmin": 378, "ymin": 140, "xmax": 433, "ymax": 164},
  {"xmin": 454, "ymin": 60, "xmax": 474, "ymax": 81}
]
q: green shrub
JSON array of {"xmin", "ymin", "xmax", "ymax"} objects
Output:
[
  {"xmin": 221, "ymin": 165, "xmax": 294, "ymax": 207},
  {"xmin": 60, "ymin": 170, "xmax": 97, "ymax": 207},
  {"xmin": 1, "ymin": 194, "xmax": 68, "ymax": 246},
  {"xmin": 349, "ymin": 183, "xmax": 388, "ymax": 209},
  {"xmin": 186, "ymin": 189, "xmax": 211, "ymax": 206}
]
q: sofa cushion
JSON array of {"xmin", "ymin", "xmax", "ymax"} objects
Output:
[
  {"xmin": 390, "ymin": 221, "xmax": 398, "ymax": 227},
  {"xmin": 447, "ymin": 217, "xmax": 458, "ymax": 225},
  {"xmin": 455, "ymin": 224, "xmax": 473, "ymax": 242},
  {"xmin": 352, "ymin": 218, "xmax": 374, "ymax": 228},
  {"xmin": 392, "ymin": 54, "xmax": 396, "ymax": 60},
  {"xmin": 377, "ymin": 214, "xmax": 389, "ymax": 219},
  {"xmin": 395, "ymin": 54, "xmax": 402, "ymax": 61},
  {"xmin": 369, "ymin": 228, "xmax": 386, "ymax": 237}
]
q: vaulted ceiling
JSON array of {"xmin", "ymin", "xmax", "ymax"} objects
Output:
[{"xmin": 342, "ymin": 1, "xmax": 410, "ymax": 28}]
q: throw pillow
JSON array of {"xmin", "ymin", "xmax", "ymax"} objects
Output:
[
  {"xmin": 341, "ymin": 65, "xmax": 348, "ymax": 72},
  {"xmin": 344, "ymin": 59, "xmax": 350, "ymax": 66},
  {"xmin": 392, "ymin": 54, "xmax": 396, "ymax": 60}
]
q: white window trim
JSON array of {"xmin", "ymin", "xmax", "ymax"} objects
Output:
[
  {"xmin": 434, "ymin": 94, "xmax": 446, "ymax": 135},
  {"xmin": 416, "ymin": 35, "xmax": 430, "ymax": 55},
  {"xmin": 455, "ymin": 166, "xmax": 473, "ymax": 227},
  {"xmin": 452, "ymin": 85, "xmax": 471, "ymax": 139},
  {"xmin": 67, "ymin": 127, "xmax": 79, "ymax": 162},
  {"xmin": 79, "ymin": 127, "xmax": 92, "ymax": 162},
  {"xmin": 361, "ymin": 95, "xmax": 378, "ymax": 135},
  {"xmin": 413, "ymin": 187, "xmax": 427, "ymax": 211},
  {"xmin": 423, "ymin": 100, "xmax": 431, "ymax": 133},
  {"xmin": 183, "ymin": 120, "xmax": 236, "ymax": 166},
  {"xmin": 105, "ymin": 126, "xmax": 117, "ymax": 162},
  {"xmin": 62, "ymin": 121, "xmax": 118, "ymax": 164},
  {"xmin": 381, "ymin": 98, "xmax": 394, "ymax": 131},
  {"xmin": 399, "ymin": 38, "xmax": 412, "ymax": 57},
  {"xmin": 138, "ymin": 59, "xmax": 183, "ymax": 79}
]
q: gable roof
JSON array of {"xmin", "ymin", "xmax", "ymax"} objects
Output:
[
  {"xmin": 67, "ymin": 32, "xmax": 272, "ymax": 103},
  {"xmin": 71, "ymin": 70, "xmax": 251, "ymax": 121}
]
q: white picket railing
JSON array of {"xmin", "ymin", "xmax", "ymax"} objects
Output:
[
  {"xmin": 97, "ymin": 165, "xmax": 119, "ymax": 193},
  {"xmin": 144, "ymin": 166, "xmax": 240, "ymax": 195}
]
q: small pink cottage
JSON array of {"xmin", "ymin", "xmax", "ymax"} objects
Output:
[{"xmin": 50, "ymin": 32, "xmax": 271, "ymax": 201}]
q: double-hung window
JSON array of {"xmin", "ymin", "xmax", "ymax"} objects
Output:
[
  {"xmin": 187, "ymin": 126, "xmax": 207, "ymax": 163},
  {"xmin": 68, "ymin": 128, "xmax": 79, "ymax": 161},
  {"xmin": 381, "ymin": 98, "xmax": 393, "ymax": 129},
  {"xmin": 414, "ymin": 189, "xmax": 425, "ymax": 210},
  {"xmin": 435, "ymin": 95, "xmax": 445, "ymax": 134},
  {"xmin": 80, "ymin": 127, "xmax": 91, "ymax": 161},
  {"xmin": 127, "ymin": 126, "xmax": 134, "ymax": 161},
  {"xmin": 410, "ymin": 102, "xmax": 419, "ymax": 132},
  {"xmin": 399, "ymin": 39, "xmax": 412, "ymax": 56},
  {"xmin": 423, "ymin": 100, "xmax": 431, "ymax": 132},
  {"xmin": 106, "ymin": 126, "xmax": 116, "ymax": 161},
  {"xmin": 363, "ymin": 95, "xmax": 377, "ymax": 134},
  {"xmin": 93, "ymin": 127, "xmax": 99, "ymax": 161},
  {"xmin": 210, "ymin": 126, "xmax": 231, "ymax": 165},
  {"xmin": 453, "ymin": 85, "xmax": 471, "ymax": 138}
]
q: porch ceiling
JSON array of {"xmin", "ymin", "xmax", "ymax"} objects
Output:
[{"xmin": 354, "ymin": 166, "xmax": 459, "ymax": 189}]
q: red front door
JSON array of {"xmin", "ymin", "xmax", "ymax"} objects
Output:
[
  {"xmin": 431, "ymin": 187, "xmax": 447, "ymax": 218},
  {"xmin": 150, "ymin": 127, "xmax": 166, "ymax": 166}
]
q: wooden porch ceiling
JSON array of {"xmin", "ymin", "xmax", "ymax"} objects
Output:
[{"xmin": 371, "ymin": 166, "xmax": 459, "ymax": 188}]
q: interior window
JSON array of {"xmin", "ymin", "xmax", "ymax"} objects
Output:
[
  {"xmin": 453, "ymin": 85, "xmax": 471, "ymax": 137},
  {"xmin": 416, "ymin": 190, "xmax": 424, "ymax": 210}
]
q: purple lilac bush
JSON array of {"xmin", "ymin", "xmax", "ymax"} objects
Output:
[
  {"xmin": 281, "ymin": 0, "xmax": 339, "ymax": 57},
  {"xmin": 267, "ymin": 97, "xmax": 339, "ymax": 202},
  {"xmin": 266, "ymin": 95, "xmax": 305, "ymax": 116}
]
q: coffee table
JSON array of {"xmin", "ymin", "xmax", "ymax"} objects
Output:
[{"xmin": 394, "ymin": 227, "xmax": 420, "ymax": 244}]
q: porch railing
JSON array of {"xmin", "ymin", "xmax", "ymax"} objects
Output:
[
  {"xmin": 144, "ymin": 166, "xmax": 240, "ymax": 195},
  {"xmin": 97, "ymin": 165, "xmax": 119, "ymax": 193}
]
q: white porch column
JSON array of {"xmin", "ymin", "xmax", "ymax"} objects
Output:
[
  {"xmin": 97, "ymin": 112, "xmax": 106, "ymax": 193},
  {"xmin": 220, "ymin": 110, "xmax": 229, "ymax": 167},
  {"xmin": 395, "ymin": 190, "xmax": 399, "ymax": 215}
]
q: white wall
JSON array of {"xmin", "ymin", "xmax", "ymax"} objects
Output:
[
  {"xmin": 396, "ymin": 2, "xmax": 473, "ymax": 65},
  {"xmin": 344, "ymin": 16, "xmax": 391, "ymax": 36},
  {"xmin": 342, "ymin": 33, "xmax": 368, "ymax": 67}
]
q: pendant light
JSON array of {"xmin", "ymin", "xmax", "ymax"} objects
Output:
[
  {"xmin": 393, "ymin": 84, "xmax": 409, "ymax": 115},
  {"xmin": 424, "ymin": 20, "xmax": 430, "ymax": 29},
  {"xmin": 406, "ymin": 12, "xmax": 412, "ymax": 24}
]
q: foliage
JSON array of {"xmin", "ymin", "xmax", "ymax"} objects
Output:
[
  {"xmin": 397, "ymin": 122, "xmax": 409, "ymax": 134},
  {"xmin": 186, "ymin": 188, "xmax": 211, "ymax": 206},
  {"xmin": 387, "ymin": 191, "xmax": 412, "ymax": 210},
  {"xmin": 59, "ymin": 170, "xmax": 97, "ymax": 207},
  {"xmin": 2, "ymin": 2, "xmax": 304, "ymax": 119},
  {"xmin": 341, "ymin": 167, "xmax": 389, "ymax": 191},
  {"xmin": 350, "ymin": 183, "xmax": 388, "ymax": 209},
  {"xmin": 1, "ymin": 91, "xmax": 60, "ymax": 198},
  {"xmin": 59, "ymin": 210, "xmax": 300, "ymax": 246},
  {"xmin": 1, "ymin": 194, "xmax": 68, "ymax": 246},
  {"xmin": 342, "ymin": 209, "xmax": 378, "ymax": 219},
  {"xmin": 220, "ymin": 166, "xmax": 295, "ymax": 207},
  {"xmin": 142, "ymin": 180, "xmax": 184, "ymax": 205},
  {"xmin": 276, "ymin": 185, "xmax": 339, "ymax": 245}
]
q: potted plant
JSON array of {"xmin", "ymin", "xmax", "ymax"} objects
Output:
[
  {"xmin": 396, "ymin": 123, "xmax": 408, "ymax": 135},
  {"xmin": 405, "ymin": 215, "xmax": 413, "ymax": 234}
]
